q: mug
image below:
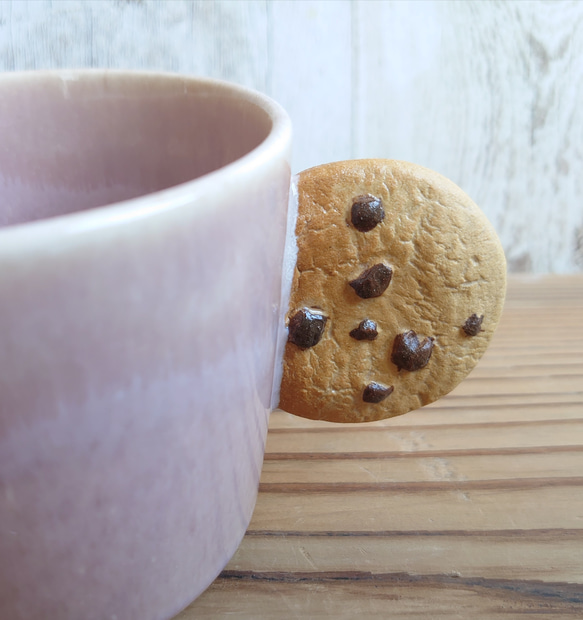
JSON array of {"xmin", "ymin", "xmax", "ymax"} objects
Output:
[{"xmin": 0, "ymin": 70, "xmax": 292, "ymax": 620}]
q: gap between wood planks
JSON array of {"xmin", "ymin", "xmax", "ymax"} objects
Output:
[{"xmin": 218, "ymin": 569, "xmax": 583, "ymax": 605}]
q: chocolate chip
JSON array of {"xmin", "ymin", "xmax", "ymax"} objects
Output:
[
  {"xmin": 391, "ymin": 330, "xmax": 434, "ymax": 371},
  {"xmin": 288, "ymin": 308, "xmax": 327, "ymax": 349},
  {"xmin": 462, "ymin": 314, "xmax": 484, "ymax": 336},
  {"xmin": 350, "ymin": 319, "xmax": 378, "ymax": 341},
  {"xmin": 349, "ymin": 264, "xmax": 393, "ymax": 299},
  {"xmin": 363, "ymin": 382, "xmax": 394, "ymax": 403},
  {"xmin": 351, "ymin": 195, "xmax": 385, "ymax": 232}
]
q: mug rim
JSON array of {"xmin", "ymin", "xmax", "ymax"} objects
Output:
[{"xmin": 0, "ymin": 69, "xmax": 292, "ymax": 247}]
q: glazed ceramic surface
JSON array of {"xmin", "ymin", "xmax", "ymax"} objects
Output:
[{"xmin": 0, "ymin": 71, "xmax": 291, "ymax": 620}]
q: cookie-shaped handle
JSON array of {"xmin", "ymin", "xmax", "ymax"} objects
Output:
[{"xmin": 276, "ymin": 159, "xmax": 506, "ymax": 423}]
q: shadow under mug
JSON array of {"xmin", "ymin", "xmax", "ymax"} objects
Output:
[{"xmin": 0, "ymin": 70, "xmax": 292, "ymax": 620}]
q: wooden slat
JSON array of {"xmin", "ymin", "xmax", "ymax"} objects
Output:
[
  {"xmin": 463, "ymin": 363, "xmax": 583, "ymax": 377},
  {"xmin": 178, "ymin": 275, "xmax": 583, "ymax": 618},
  {"xmin": 225, "ymin": 531, "xmax": 583, "ymax": 583},
  {"xmin": 445, "ymin": 375, "xmax": 582, "ymax": 397},
  {"xmin": 177, "ymin": 578, "xmax": 583, "ymax": 619},
  {"xmin": 260, "ymin": 451, "xmax": 583, "ymax": 484},
  {"xmin": 264, "ymin": 421, "xmax": 583, "ymax": 455},
  {"xmin": 269, "ymin": 402, "xmax": 583, "ymax": 428},
  {"xmin": 247, "ymin": 486, "xmax": 583, "ymax": 532},
  {"xmin": 269, "ymin": 0, "xmax": 352, "ymax": 173},
  {"xmin": 0, "ymin": 1, "xmax": 271, "ymax": 91},
  {"xmin": 353, "ymin": 2, "xmax": 583, "ymax": 273}
]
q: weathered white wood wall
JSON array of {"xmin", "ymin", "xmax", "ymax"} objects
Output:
[{"xmin": 0, "ymin": 0, "xmax": 582, "ymax": 273}]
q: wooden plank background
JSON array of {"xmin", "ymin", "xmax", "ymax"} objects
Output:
[{"xmin": 0, "ymin": 1, "xmax": 581, "ymax": 271}]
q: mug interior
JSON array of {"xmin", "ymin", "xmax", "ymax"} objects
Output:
[{"xmin": 0, "ymin": 72, "xmax": 274, "ymax": 228}]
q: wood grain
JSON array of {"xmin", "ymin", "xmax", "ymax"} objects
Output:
[
  {"xmin": 176, "ymin": 578, "xmax": 582, "ymax": 619},
  {"xmin": 0, "ymin": 1, "xmax": 270, "ymax": 90},
  {"xmin": 269, "ymin": 0, "xmax": 352, "ymax": 173},
  {"xmin": 0, "ymin": 1, "xmax": 581, "ymax": 273},
  {"xmin": 354, "ymin": 1, "xmax": 583, "ymax": 274},
  {"xmin": 176, "ymin": 275, "xmax": 583, "ymax": 618}
]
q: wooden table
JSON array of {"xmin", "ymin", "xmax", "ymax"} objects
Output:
[{"xmin": 177, "ymin": 275, "xmax": 583, "ymax": 618}]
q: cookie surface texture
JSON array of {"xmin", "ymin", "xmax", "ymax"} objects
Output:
[{"xmin": 278, "ymin": 159, "xmax": 506, "ymax": 423}]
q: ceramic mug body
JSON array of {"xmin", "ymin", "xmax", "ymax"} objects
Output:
[{"xmin": 0, "ymin": 71, "xmax": 292, "ymax": 619}]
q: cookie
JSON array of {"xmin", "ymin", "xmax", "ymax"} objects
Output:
[{"xmin": 277, "ymin": 159, "xmax": 506, "ymax": 423}]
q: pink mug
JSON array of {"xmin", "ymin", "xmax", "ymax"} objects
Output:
[{"xmin": 0, "ymin": 70, "xmax": 292, "ymax": 620}]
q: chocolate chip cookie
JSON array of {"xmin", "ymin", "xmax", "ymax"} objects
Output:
[{"xmin": 278, "ymin": 159, "xmax": 506, "ymax": 423}]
